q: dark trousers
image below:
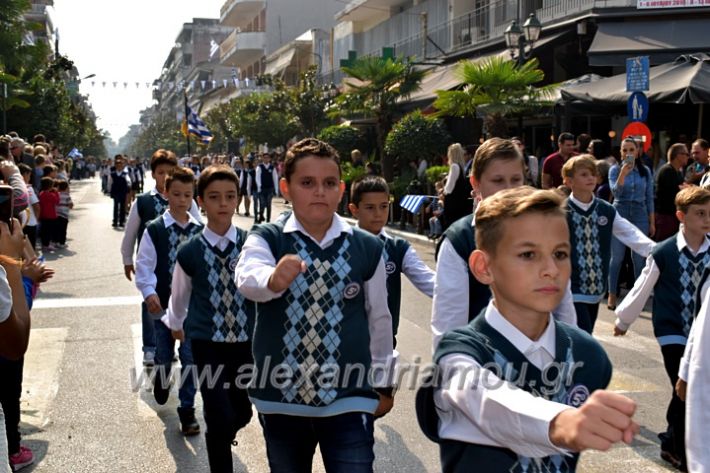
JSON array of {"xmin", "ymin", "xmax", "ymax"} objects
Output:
[
  {"xmin": 260, "ymin": 412, "xmax": 375, "ymax": 473},
  {"xmin": 258, "ymin": 190, "xmax": 274, "ymax": 222},
  {"xmin": 191, "ymin": 340, "xmax": 253, "ymax": 473},
  {"xmin": 56, "ymin": 216, "xmax": 68, "ymax": 245},
  {"xmin": 660, "ymin": 344, "xmax": 686, "ymax": 464},
  {"xmin": 141, "ymin": 302, "xmax": 155, "ymax": 354},
  {"xmin": 0, "ymin": 356, "xmax": 24, "ymax": 455},
  {"xmin": 573, "ymin": 302, "xmax": 600, "ymax": 334},
  {"xmin": 112, "ymin": 196, "xmax": 126, "ymax": 226},
  {"xmin": 39, "ymin": 218, "xmax": 56, "ymax": 247},
  {"xmin": 23, "ymin": 225, "xmax": 37, "ymax": 250}
]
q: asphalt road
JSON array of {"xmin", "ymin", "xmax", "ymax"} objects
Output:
[{"xmin": 17, "ymin": 177, "xmax": 675, "ymax": 472}]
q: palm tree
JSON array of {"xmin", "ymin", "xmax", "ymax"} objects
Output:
[
  {"xmin": 336, "ymin": 56, "xmax": 427, "ymax": 181},
  {"xmin": 433, "ymin": 56, "xmax": 554, "ymax": 138}
]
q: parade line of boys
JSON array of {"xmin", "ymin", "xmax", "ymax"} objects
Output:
[{"xmin": 119, "ymin": 137, "xmax": 710, "ymax": 473}]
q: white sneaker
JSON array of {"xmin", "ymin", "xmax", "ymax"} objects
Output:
[{"xmin": 142, "ymin": 351, "xmax": 155, "ymax": 366}]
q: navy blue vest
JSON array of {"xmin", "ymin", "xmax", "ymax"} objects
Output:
[{"xmin": 259, "ymin": 164, "xmax": 275, "ymax": 191}]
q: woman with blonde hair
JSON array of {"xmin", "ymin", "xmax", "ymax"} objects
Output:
[{"xmin": 441, "ymin": 143, "xmax": 472, "ymax": 229}]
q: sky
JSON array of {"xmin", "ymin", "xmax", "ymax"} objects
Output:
[{"xmin": 51, "ymin": 0, "xmax": 225, "ymax": 142}]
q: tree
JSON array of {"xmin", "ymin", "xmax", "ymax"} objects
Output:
[
  {"xmin": 384, "ymin": 111, "xmax": 450, "ymax": 169},
  {"xmin": 317, "ymin": 125, "xmax": 366, "ymax": 161},
  {"xmin": 433, "ymin": 56, "xmax": 554, "ymax": 138},
  {"xmin": 292, "ymin": 66, "xmax": 334, "ymax": 137},
  {"xmin": 335, "ymin": 56, "xmax": 427, "ymax": 181},
  {"xmin": 231, "ymin": 91, "xmax": 300, "ymax": 151},
  {"xmin": 128, "ymin": 113, "xmax": 185, "ymax": 158}
]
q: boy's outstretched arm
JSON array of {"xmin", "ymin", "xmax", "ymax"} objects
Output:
[
  {"xmin": 614, "ymin": 255, "xmax": 659, "ymax": 335},
  {"xmin": 401, "ymin": 245, "xmax": 435, "ymax": 297}
]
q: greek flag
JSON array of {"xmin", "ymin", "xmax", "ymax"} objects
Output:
[
  {"xmin": 67, "ymin": 148, "xmax": 82, "ymax": 158},
  {"xmin": 399, "ymin": 195, "xmax": 435, "ymax": 215},
  {"xmin": 186, "ymin": 106, "xmax": 213, "ymax": 145}
]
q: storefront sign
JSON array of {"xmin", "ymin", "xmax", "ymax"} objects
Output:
[{"xmin": 638, "ymin": 0, "xmax": 710, "ymax": 8}]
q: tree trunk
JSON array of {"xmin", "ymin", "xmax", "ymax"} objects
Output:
[
  {"xmin": 378, "ymin": 116, "xmax": 394, "ymax": 182},
  {"xmin": 485, "ymin": 113, "xmax": 509, "ymax": 138}
]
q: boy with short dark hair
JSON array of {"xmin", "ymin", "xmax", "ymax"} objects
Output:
[
  {"xmin": 432, "ymin": 138, "xmax": 576, "ymax": 348},
  {"xmin": 108, "ymin": 155, "xmax": 130, "ymax": 228},
  {"xmin": 561, "ymin": 155, "xmax": 655, "ymax": 333},
  {"xmin": 255, "ymin": 152, "xmax": 279, "ymax": 223},
  {"xmin": 135, "ymin": 166, "xmax": 203, "ymax": 436},
  {"xmin": 121, "ymin": 149, "xmax": 201, "ymax": 366},
  {"xmin": 236, "ymin": 138, "xmax": 394, "ymax": 472},
  {"xmin": 348, "ymin": 175, "xmax": 435, "ymax": 345},
  {"xmin": 164, "ymin": 165, "xmax": 254, "ymax": 471},
  {"xmin": 418, "ymin": 186, "xmax": 638, "ymax": 473},
  {"xmin": 614, "ymin": 185, "xmax": 710, "ymax": 470}
]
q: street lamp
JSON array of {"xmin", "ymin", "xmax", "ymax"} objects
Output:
[{"xmin": 504, "ymin": 13, "xmax": 542, "ymax": 66}]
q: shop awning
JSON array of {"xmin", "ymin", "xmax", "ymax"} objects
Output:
[
  {"xmin": 265, "ymin": 49, "xmax": 296, "ymax": 77},
  {"xmin": 588, "ymin": 20, "xmax": 710, "ymax": 66}
]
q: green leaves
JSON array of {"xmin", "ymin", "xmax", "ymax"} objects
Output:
[{"xmin": 384, "ymin": 111, "xmax": 450, "ymax": 169}]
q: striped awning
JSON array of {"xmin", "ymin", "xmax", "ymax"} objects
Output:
[{"xmin": 399, "ymin": 195, "xmax": 436, "ymax": 215}]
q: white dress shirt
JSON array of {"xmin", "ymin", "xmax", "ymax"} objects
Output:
[
  {"xmin": 431, "ymin": 216, "xmax": 577, "ymax": 349},
  {"xmin": 121, "ymin": 188, "xmax": 203, "ymax": 265},
  {"xmin": 435, "ymin": 301, "xmax": 571, "ymax": 458},
  {"xmin": 134, "ymin": 210, "xmax": 202, "ymax": 300},
  {"xmin": 163, "ymin": 225, "xmax": 238, "ymax": 331},
  {"xmin": 255, "ymin": 164, "xmax": 280, "ymax": 195},
  {"xmin": 685, "ymin": 286, "xmax": 710, "ymax": 472},
  {"xmin": 0, "ymin": 266, "xmax": 12, "ymax": 324},
  {"xmin": 235, "ymin": 212, "xmax": 394, "ymax": 384},
  {"xmin": 615, "ymin": 228, "xmax": 710, "ymax": 335}
]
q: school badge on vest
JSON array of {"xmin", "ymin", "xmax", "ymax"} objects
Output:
[
  {"xmin": 385, "ymin": 261, "xmax": 397, "ymax": 274},
  {"xmin": 566, "ymin": 384, "xmax": 590, "ymax": 407},
  {"xmin": 343, "ymin": 282, "xmax": 361, "ymax": 299},
  {"xmin": 229, "ymin": 258, "xmax": 238, "ymax": 272},
  {"xmin": 597, "ymin": 216, "xmax": 608, "ymax": 226}
]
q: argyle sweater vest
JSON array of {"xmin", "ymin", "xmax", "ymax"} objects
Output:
[
  {"xmin": 437, "ymin": 214, "xmax": 490, "ymax": 321},
  {"xmin": 567, "ymin": 198, "xmax": 616, "ymax": 303},
  {"xmin": 136, "ymin": 191, "xmax": 168, "ymax": 245},
  {"xmin": 433, "ymin": 314, "xmax": 612, "ymax": 473},
  {"xmin": 177, "ymin": 230, "xmax": 254, "ymax": 343},
  {"xmin": 249, "ymin": 222, "xmax": 383, "ymax": 417},
  {"xmin": 145, "ymin": 217, "xmax": 203, "ymax": 309},
  {"xmin": 381, "ymin": 235, "xmax": 410, "ymax": 341},
  {"xmin": 651, "ymin": 235, "xmax": 710, "ymax": 344}
]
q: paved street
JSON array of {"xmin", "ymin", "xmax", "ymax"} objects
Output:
[{"xmin": 17, "ymin": 177, "xmax": 675, "ymax": 472}]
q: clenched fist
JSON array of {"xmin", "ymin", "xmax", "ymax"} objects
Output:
[{"xmin": 268, "ymin": 254, "xmax": 306, "ymax": 293}]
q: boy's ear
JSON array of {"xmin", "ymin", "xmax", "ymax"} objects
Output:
[
  {"xmin": 279, "ymin": 178, "xmax": 290, "ymax": 200},
  {"xmin": 197, "ymin": 195, "xmax": 204, "ymax": 208},
  {"xmin": 469, "ymin": 249, "xmax": 494, "ymax": 285},
  {"xmin": 562, "ymin": 175, "xmax": 571, "ymax": 187},
  {"xmin": 347, "ymin": 202, "xmax": 359, "ymax": 217},
  {"xmin": 676, "ymin": 210, "xmax": 685, "ymax": 224}
]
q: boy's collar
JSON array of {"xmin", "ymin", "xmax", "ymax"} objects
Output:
[
  {"xmin": 162, "ymin": 209, "xmax": 200, "ymax": 228},
  {"xmin": 677, "ymin": 225, "xmax": 710, "ymax": 254},
  {"xmin": 354, "ymin": 222, "xmax": 390, "ymax": 240},
  {"xmin": 484, "ymin": 300, "xmax": 556, "ymax": 360},
  {"xmin": 283, "ymin": 212, "xmax": 352, "ymax": 244},
  {"xmin": 203, "ymin": 225, "xmax": 237, "ymax": 247}
]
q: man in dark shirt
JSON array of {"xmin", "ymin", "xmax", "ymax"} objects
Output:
[
  {"xmin": 655, "ymin": 143, "xmax": 689, "ymax": 241},
  {"xmin": 541, "ymin": 132, "xmax": 576, "ymax": 189}
]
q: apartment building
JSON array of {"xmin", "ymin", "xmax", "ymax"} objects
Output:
[{"xmin": 24, "ymin": 0, "xmax": 55, "ymax": 48}]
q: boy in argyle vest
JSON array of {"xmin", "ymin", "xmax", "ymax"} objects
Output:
[
  {"xmin": 561, "ymin": 155, "xmax": 655, "ymax": 334},
  {"xmin": 121, "ymin": 149, "xmax": 201, "ymax": 367},
  {"xmin": 135, "ymin": 167, "xmax": 203, "ymax": 436},
  {"xmin": 163, "ymin": 165, "xmax": 254, "ymax": 472},
  {"xmin": 236, "ymin": 138, "xmax": 395, "ymax": 472},
  {"xmin": 417, "ymin": 187, "xmax": 638, "ymax": 473},
  {"xmin": 348, "ymin": 175, "xmax": 435, "ymax": 347},
  {"xmin": 614, "ymin": 186, "xmax": 710, "ymax": 471}
]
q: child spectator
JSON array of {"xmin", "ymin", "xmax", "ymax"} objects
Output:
[
  {"xmin": 417, "ymin": 186, "xmax": 639, "ymax": 472},
  {"xmin": 55, "ymin": 180, "xmax": 73, "ymax": 248},
  {"xmin": 348, "ymin": 175, "xmax": 435, "ymax": 346},
  {"xmin": 121, "ymin": 149, "xmax": 201, "ymax": 367},
  {"xmin": 562, "ymin": 155, "xmax": 655, "ymax": 333},
  {"xmin": 135, "ymin": 167, "xmax": 203, "ymax": 436},
  {"xmin": 38, "ymin": 177, "xmax": 58, "ymax": 252},
  {"xmin": 236, "ymin": 138, "xmax": 395, "ymax": 471},
  {"xmin": 17, "ymin": 165, "xmax": 39, "ymax": 249},
  {"xmin": 614, "ymin": 186, "xmax": 710, "ymax": 470},
  {"xmin": 431, "ymin": 138, "xmax": 576, "ymax": 349},
  {"xmin": 428, "ymin": 181, "xmax": 445, "ymax": 240},
  {"xmin": 164, "ymin": 165, "xmax": 254, "ymax": 471}
]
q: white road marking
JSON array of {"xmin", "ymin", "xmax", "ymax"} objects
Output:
[{"xmin": 33, "ymin": 295, "xmax": 143, "ymax": 310}]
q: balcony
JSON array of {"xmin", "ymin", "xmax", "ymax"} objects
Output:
[
  {"xmin": 220, "ymin": 0, "xmax": 264, "ymax": 29},
  {"xmin": 336, "ymin": 0, "xmax": 409, "ymax": 23},
  {"xmin": 219, "ymin": 29, "xmax": 266, "ymax": 67}
]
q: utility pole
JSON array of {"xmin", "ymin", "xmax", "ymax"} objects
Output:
[{"xmin": 420, "ymin": 13, "xmax": 428, "ymax": 59}]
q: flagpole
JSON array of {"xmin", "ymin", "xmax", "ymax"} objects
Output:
[{"xmin": 184, "ymin": 90, "xmax": 191, "ymax": 157}]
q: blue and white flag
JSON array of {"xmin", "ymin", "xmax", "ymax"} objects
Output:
[
  {"xmin": 67, "ymin": 148, "xmax": 82, "ymax": 158},
  {"xmin": 399, "ymin": 195, "xmax": 435, "ymax": 215},
  {"xmin": 185, "ymin": 105, "xmax": 213, "ymax": 145}
]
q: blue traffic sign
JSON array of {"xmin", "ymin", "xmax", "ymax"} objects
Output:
[
  {"xmin": 627, "ymin": 91, "xmax": 649, "ymax": 122},
  {"xmin": 626, "ymin": 56, "xmax": 650, "ymax": 92}
]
